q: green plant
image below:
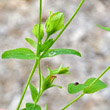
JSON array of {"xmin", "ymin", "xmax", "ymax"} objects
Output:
[
  {"xmin": 96, "ymin": 25, "xmax": 110, "ymax": 31},
  {"xmin": 1, "ymin": 0, "xmax": 110, "ymax": 110}
]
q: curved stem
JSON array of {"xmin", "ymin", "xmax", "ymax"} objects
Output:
[
  {"xmin": 62, "ymin": 92, "xmax": 85, "ymax": 110},
  {"xmin": 41, "ymin": 0, "xmax": 85, "ymax": 58},
  {"xmin": 16, "ymin": 60, "xmax": 38, "ymax": 110}
]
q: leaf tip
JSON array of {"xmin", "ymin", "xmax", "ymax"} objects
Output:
[
  {"xmin": 1, "ymin": 52, "xmax": 6, "ymax": 59},
  {"xmin": 79, "ymin": 53, "xmax": 82, "ymax": 57}
]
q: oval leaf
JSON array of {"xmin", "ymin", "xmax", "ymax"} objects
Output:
[
  {"xmin": 42, "ymin": 49, "xmax": 81, "ymax": 58},
  {"xmin": 25, "ymin": 38, "xmax": 37, "ymax": 48},
  {"xmin": 1, "ymin": 48, "xmax": 36, "ymax": 60},
  {"xmin": 84, "ymin": 78, "xmax": 107, "ymax": 94},
  {"xmin": 68, "ymin": 83, "xmax": 86, "ymax": 94},
  {"xmin": 96, "ymin": 25, "xmax": 110, "ymax": 31},
  {"xmin": 29, "ymin": 84, "xmax": 38, "ymax": 103},
  {"xmin": 26, "ymin": 103, "xmax": 41, "ymax": 110}
]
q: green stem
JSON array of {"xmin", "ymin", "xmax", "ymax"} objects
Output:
[
  {"xmin": 34, "ymin": 59, "xmax": 43, "ymax": 104},
  {"xmin": 16, "ymin": 60, "xmax": 38, "ymax": 110},
  {"xmin": 41, "ymin": 0, "xmax": 85, "ymax": 58},
  {"xmin": 62, "ymin": 92, "xmax": 85, "ymax": 110},
  {"xmin": 62, "ymin": 66, "xmax": 110, "ymax": 110},
  {"xmin": 34, "ymin": 0, "xmax": 43, "ymax": 105},
  {"xmin": 89, "ymin": 66, "xmax": 110, "ymax": 88},
  {"xmin": 38, "ymin": 59, "xmax": 42, "ymax": 93},
  {"xmin": 34, "ymin": 89, "xmax": 43, "ymax": 104},
  {"xmin": 36, "ymin": 0, "xmax": 42, "ymax": 56},
  {"xmin": 17, "ymin": 0, "xmax": 42, "ymax": 109},
  {"xmin": 54, "ymin": 0, "xmax": 85, "ymax": 43}
]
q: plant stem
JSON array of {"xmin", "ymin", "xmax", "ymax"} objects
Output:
[
  {"xmin": 62, "ymin": 92, "xmax": 85, "ymax": 110},
  {"xmin": 36, "ymin": 0, "xmax": 42, "ymax": 56},
  {"xmin": 34, "ymin": 89, "xmax": 43, "ymax": 104},
  {"xmin": 34, "ymin": 0, "xmax": 43, "ymax": 105},
  {"xmin": 34, "ymin": 59, "xmax": 43, "ymax": 104},
  {"xmin": 16, "ymin": 60, "xmax": 38, "ymax": 110},
  {"xmin": 41, "ymin": 0, "xmax": 85, "ymax": 58},
  {"xmin": 37, "ymin": 0, "xmax": 42, "ymax": 91},
  {"xmin": 17, "ymin": 0, "xmax": 42, "ymax": 109},
  {"xmin": 61, "ymin": 66, "xmax": 110, "ymax": 110},
  {"xmin": 89, "ymin": 66, "xmax": 110, "ymax": 88},
  {"xmin": 54, "ymin": 0, "xmax": 85, "ymax": 43},
  {"xmin": 38, "ymin": 59, "xmax": 42, "ymax": 93}
]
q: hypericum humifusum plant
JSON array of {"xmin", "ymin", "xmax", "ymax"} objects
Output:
[{"xmin": 1, "ymin": 0, "xmax": 110, "ymax": 110}]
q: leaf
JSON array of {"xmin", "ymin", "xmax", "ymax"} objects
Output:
[
  {"xmin": 25, "ymin": 38, "xmax": 37, "ymax": 48},
  {"xmin": 40, "ymin": 38, "xmax": 54, "ymax": 52},
  {"xmin": 68, "ymin": 83, "xmax": 86, "ymax": 94},
  {"xmin": 84, "ymin": 78, "xmax": 107, "ymax": 94},
  {"xmin": 51, "ymin": 84, "xmax": 62, "ymax": 89},
  {"xmin": 26, "ymin": 103, "xmax": 41, "ymax": 110},
  {"xmin": 29, "ymin": 84, "xmax": 38, "ymax": 103},
  {"xmin": 44, "ymin": 104, "xmax": 47, "ymax": 110},
  {"xmin": 21, "ymin": 108, "xmax": 26, "ymax": 110},
  {"xmin": 32, "ymin": 24, "xmax": 44, "ymax": 40},
  {"xmin": 1, "ymin": 48, "xmax": 36, "ymax": 60},
  {"xmin": 96, "ymin": 25, "xmax": 110, "ymax": 31},
  {"xmin": 42, "ymin": 75, "xmax": 57, "ymax": 91},
  {"xmin": 45, "ymin": 12, "xmax": 64, "ymax": 37},
  {"xmin": 42, "ymin": 48, "xmax": 81, "ymax": 58},
  {"xmin": 48, "ymin": 65, "xmax": 70, "ymax": 75}
]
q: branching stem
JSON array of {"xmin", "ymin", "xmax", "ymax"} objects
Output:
[{"xmin": 41, "ymin": 0, "xmax": 85, "ymax": 58}]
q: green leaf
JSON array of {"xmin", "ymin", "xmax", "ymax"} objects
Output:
[
  {"xmin": 21, "ymin": 108, "xmax": 26, "ymax": 110},
  {"xmin": 48, "ymin": 65, "xmax": 70, "ymax": 75},
  {"xmin": 44, "ymin": 104, "xmax": 47, "ymax": 110},
  {"xmin": 42, "ymin": 75, "xmax": 57, "ymax": 91},
  {"xmin": 45, "ymin": 12, "xmax": 64, "ymax": 37},
  {"xmin": 42, "ymin": 74, "xmax": 62, "ymax": 91},
  {"xmin": 1, "ymin": 48, "xmax": 36, "ymax": 60},
  {"xmin": 26, "ymin": 103, "xmax": 41, "ymax": 110},
  {"xmin": 51, "ymin": 84, "xmax": 62, "ymax": 89},
  {"xmin": 40, "ymin": 38, "xmax": 54, "ymax": 52},
  {"xmin": 29, "ymin": 84, "xmax": 38, "ymax": 103},
  {"xmin": 84, "ymin": 78, "xmax": 107, "ymax": 94},
  {"xmin": 32, "ymin": 24, "xmax": 44, "ymax": 40},
  {"xmin": 96, "ymin": 25, "xmax": 110, "ymax": 31},
  {"xmin": 68, "ymin": 83, "xmax": 86, "ymax": 94},
  {"xmin": 25, "ymin": 38, "xmax": 37, "ymax": 48},
  {"xmin": 42, "ymin": 48, "xmax": 81, "ymax": 58}
]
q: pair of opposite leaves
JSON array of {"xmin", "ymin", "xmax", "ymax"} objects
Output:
[{"xmin": 1, "ymin": 12, "xmax": 81, "ymax": 60}]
